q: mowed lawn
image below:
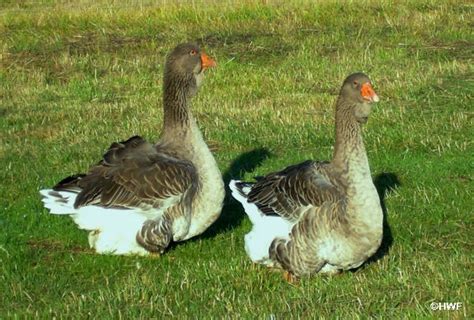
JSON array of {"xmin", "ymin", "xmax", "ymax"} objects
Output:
[{"xmin": 0, "ymin": 0, "xmax": 472, "ymax": 318}]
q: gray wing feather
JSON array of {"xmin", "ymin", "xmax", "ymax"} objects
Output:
[
  {"xmin": 54, "ymin": 136, "xmax": 197, "ymax": 210},
  {"xmin": 247, "ymin": 160, "xmax": 341, "ymax": 222}
]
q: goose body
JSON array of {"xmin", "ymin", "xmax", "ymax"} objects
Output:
[
  {"xmin": 40, "ymin": 43, "xmax": 224, "ymax": 255},
  {"xmin": 230, "ymin": 73, "xmax": 383, "ymax": 277}
]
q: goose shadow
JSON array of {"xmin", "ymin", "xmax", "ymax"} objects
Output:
[
  {"xmin": 198, "ymin": 148, "xmax": 272, "ymax": 239},
  {"xmin": 366, "ymin": 172, "xmax": 401, "ymax": 264},
  {"xmin": 189, "ymin": 148, "xmax": 272, "ymax": 242}
]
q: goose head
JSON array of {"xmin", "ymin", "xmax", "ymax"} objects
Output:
[
  {"xmin": 339, "ymin": 73, "xmax": 379, "ymax": 124},
  {"xmin": 164, "ymin": 43, "xmax": 216, "ymax": 98}
]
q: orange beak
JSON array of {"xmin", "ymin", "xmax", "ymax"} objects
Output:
[
  {"xmin": 201, "ymin": 53, "xmax": 217, "ymax": 70},
  {"xmin": 361, "ymin": 83, "xmax": 380, "ymax": 103}
]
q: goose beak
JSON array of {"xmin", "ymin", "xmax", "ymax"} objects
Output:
[
  {"xmin": 361, "ymin": 83, "xmax": 380, "ymax": 103},
  {"xmin": 201, "ymin": 53, "xmax": 217, "ymax": 70}
]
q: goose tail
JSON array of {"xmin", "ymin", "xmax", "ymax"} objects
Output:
[
  {"xmin": 39, "ymin": 188, "xmax": 106, "ymax": 230},
  {"xmin": 40, "ymin": 188, "xmax": 149, "ymax": 255},
  {"xmin": 229, "ymin": 180, "xmax": 294, "ymax": 265},
  {"xmin": 229, "ymin": 180, "xmax": 263, "ymax": 225},
  {"xmin": 39, "ymin": 189, "xmax": 79, "ymax": 215}
]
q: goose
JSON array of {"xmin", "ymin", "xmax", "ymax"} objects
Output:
[
  {"xmin": 40, "ymin": 43, "xmax": 225, "ymax": 255},
  {"xmin": 230, "ymin": 73, "xmax": 382, "ymax": 278}
]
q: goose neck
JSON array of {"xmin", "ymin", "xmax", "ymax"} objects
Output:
[
  {"xmin": 161, "ymin": 69, "xmax": 199, "ymax": 135},
  {"xmin": 331, "ymin": 100, "xmax": 368, "ymax": 173}
]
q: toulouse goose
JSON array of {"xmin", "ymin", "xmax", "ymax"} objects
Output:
[
  {"xmin": 40, "ymin": 43, "xmax": 225, "ymax": 255},
  {"xmin": 230, "ymin": 73, "xmax": 382, "ymax": 278}
]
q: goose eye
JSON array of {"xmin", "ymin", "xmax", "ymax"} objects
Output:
[
  {"xmin": 190, "ymin": 50, "xmax": 197, "ymax": 56},
  {"xmin": 353, "ymin": 81, "xmax": 358, "ymax": 85}
]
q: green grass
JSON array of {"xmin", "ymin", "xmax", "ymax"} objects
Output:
[{"xmin": 1, "ymin": 0, "xmax": 472, "ymax": 318}]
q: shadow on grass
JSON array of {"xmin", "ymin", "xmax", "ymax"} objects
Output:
[
  {"xmin": 366, "ymin": 172, "xmax": 401, "ymax": 264},
  {"xmin": 168, "ymin": 148, "xmax": 271, "ymax": 251},
  {"xmin": 199, "ymin": 148, "xmax": 272, "ymax": 239}
]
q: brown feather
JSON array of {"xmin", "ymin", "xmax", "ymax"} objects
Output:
[
  {"xmin": 247, "ymin": 160, "xmax": 339, "ymax": 222},
  {"xmin": 72, "ymin": 135, "xmax": 198, "ymax": 209}
]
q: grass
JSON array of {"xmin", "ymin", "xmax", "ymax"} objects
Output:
[{"xmin": 1, "ymin": 0, "xmax": 472, "ymax": 318}]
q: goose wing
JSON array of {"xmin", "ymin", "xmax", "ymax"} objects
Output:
[
  {"xmin": 54, "ymin": 136, "xmax": 197, "ymax": 211},
  {"xmin": 247, "ymin": 160, "xmax": 341, "ymax": 222}
]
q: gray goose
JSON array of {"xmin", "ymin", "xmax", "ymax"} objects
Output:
[
  {"xmin": 40, "ymin": 43, "xmax": 225, "ymax": 255},
  {"xmin": 230, "ymin": 73, "xmax": 382, "ymax": 278}
]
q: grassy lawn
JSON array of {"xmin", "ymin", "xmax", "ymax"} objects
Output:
[{"xmin": 1, "ymin": 0, "xmax": 472, "ymax": 318}]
